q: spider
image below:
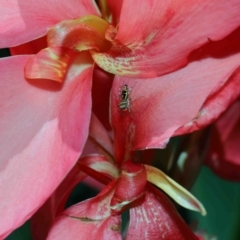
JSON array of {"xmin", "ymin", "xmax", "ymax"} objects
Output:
[{"xmin": 118, "ymin": 84, "xmax": 131, "ymax": 112}]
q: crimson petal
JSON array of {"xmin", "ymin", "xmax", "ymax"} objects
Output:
[{"xmin": 126, "ymin": 184, "xmax": 198, "ymax": 240}]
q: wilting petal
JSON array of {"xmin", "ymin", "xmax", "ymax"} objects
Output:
[
  {"xmin": 111, "ymin": 161, "xmax": 147, "ymax": 212},
  {"xmin": 31, "ymin": 163, "xmax": 86, "ymax": 240},
  {"xmin": 25, "ymin": 47, "xmax": 74, "ymax": 82},
  {"xmin": 145, "ymin": 165, "xmax": 206, "ymax": 215},
  {"xmin": 205, "ymin": 99, "xmax": 240, "ymax": 181},
  {"xmin": 0, "ymin": 53, "xmax": 93, "ymax": 238},
  {"xmin": 0, "ymin": 0, "xmax": 100, "ymax": 48},
  {"xmin": 93, "ymin": 0, "xmax": 240, "ymax": 77},
  {"xmin": 47, "ymin": 181, "xmax": 121, "ymax": 240},
  {"xmin": 111, "ymin": 52, "xmax": 240, "ymax": 161},
  {"xmin": 126, "ymin": 185, "xmax": 199, "ymax": 240}
]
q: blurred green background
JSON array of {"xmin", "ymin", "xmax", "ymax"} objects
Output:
[{"xmin": 187, "ymin": 167, "xmax": 240, "ymax": 240}]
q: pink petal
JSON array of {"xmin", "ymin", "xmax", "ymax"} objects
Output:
[
  {"xmin": 0, "ymin": 0, "xmax": 100, "ymax": 48},
  {"xmin": 111, "ymin": 51, "xmax": 240, "ymax": 161},
  {"xmin": 25, "ymin": 47, "xmax": 75, "ymax": 82},
  {"xmin": 205, "ymin": 99, "xmax": 240, "ymax": 181},
  {"xmin": 31, "ymin": 164, "xmax": 86, "ymax": 240},
  {"xmin": 0, "ymin": 54, "xmax": 93, "ymax": 238},
  {"xmin": 174, "ymin": 67, "xmax": 240, "ymax": 135},
  {"xmin": 93, "ymin": 0, "xmax": 240, "ymax": 77},
  {"xmin": 126, "ymin": 185, "xmax": 198, "ymax": 240},
  {"xmin": 175, "ymin": 28, "xmax": 240, "ymax": 135},
  {"xmin": 47, "ymin": 181, "xmax": 121, "ymax": 240}
]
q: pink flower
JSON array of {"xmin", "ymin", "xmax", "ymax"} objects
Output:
[{"xmin": 0, "ymin": 0, "xmax": 240, "ymax": 238}]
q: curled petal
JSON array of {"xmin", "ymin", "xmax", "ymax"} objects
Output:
[
  {"xmin": 25, "ymin": 47, "xmax": 74, "ymax": 82},
  {"xmin": 0, "ymin": 0, "xmax": 100, "ymax": 47},
  {"xmin": 175, "ymin": 27, "xmax": 240, "ymax": 135},
  {"xmin": 175, "ymin": 66, "xmax": 240, "ymax": 136},
  {"xmin": 145, "ymin": 165, "xmax": 206, "ymax": 215},
  {"xmin": 111, "ymin": 161, "xmax": 147, "ymax": 212},
  {"xmin": 79, "ymin": 154, "xmax": 119, "ymax": 182},
  {"xmin": 47, "ymin": 181, "xmax": 121, "ymax": 240},
  {"xmin": 126, "ymin": 185, "xmax": 199, "ymax": 240},
  {"xmin": 48, "ymin": 15, "xmax": 111, "ymax": 52},
  {"xmin": 0, "ymin": 54, "xmax": 93, "ymax": 238},
  {"xmin": 93, "ymin": 0, "xmax": 240, "ymax": 77}
]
